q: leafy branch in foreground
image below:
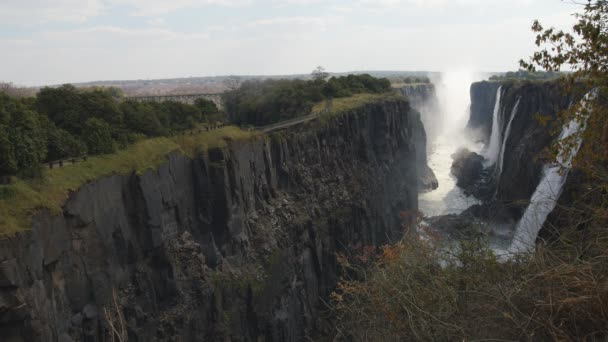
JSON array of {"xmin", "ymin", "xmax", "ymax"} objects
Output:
[{"xmin": 520, "ymin": 0, "xmax": 608, "ymax": 171}]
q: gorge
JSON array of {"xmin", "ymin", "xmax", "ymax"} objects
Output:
[
  {"xmin": 0, "ymin": 73, "xmax": 592, "ymax": 341},
  {"xmin": 0, "ymin": 98, "xmax": 426, "ymax": 341}
]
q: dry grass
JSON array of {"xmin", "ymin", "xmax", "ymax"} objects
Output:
[
  {"xmin": 0, "ymin": 126, "xmax": 256, "ymax": 235},
  {"xmin": 331, "ymin": 204, "xmax": 608, "ymax": 341}
]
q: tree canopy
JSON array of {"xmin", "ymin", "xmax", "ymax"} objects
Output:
[
  {"xmin": 223, "ymin": 74, "xmax": 392, "ymax": 126},
  {"xmin": 0, "ymin": 85, "xmax": 220, "ymax": 179}
]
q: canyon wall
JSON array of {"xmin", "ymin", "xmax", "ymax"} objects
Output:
[
  {"xmin": 0, "ymin": 99, "xmax": 422, "ymax": 341},
  {"xmin": 465, "ymin": 81, "xmax": 576, "ymax": 220},
  {"xmin": 397, "ymin": 84, "xmax": 439, "ymax": 191},
  {"xmin": 468, "ymin": 81, "xmax": 501, "ymax": 142}
]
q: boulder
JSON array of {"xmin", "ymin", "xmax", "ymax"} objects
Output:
[{"xmin": 450, "ymin": 148, "xmax": 484, "ymax": 189}]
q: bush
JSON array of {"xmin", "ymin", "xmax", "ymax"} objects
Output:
[
  {"xmin": 83, "ymin": 118, "xmax": 115, "ymax": 155},
  {"xmin": 331, "ymin": 218, "xmax": 608, "ymax": 341}
]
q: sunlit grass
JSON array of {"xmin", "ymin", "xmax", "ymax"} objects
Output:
[
  {"xmin": 312, "ymin": 92, "xmax": 402, "ymax": 119},
  {"xmin": 175, "ymin": 125, "xmax": 258, "ymax": 157},
  {"xmin": 0, "ymin": 126, "xmax": 257, "ymax": 235}
]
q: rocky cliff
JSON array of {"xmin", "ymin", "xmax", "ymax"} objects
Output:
[
  {"xmin": 397, "ymin": 84, "xmax": 439, "ymax": 191},
  {"xmin": 467, "ymin": 81, "xmax": 501, "ymax": 142},
  {"xmin": 461, "ymin": 81, "xmax": 576, "ymax": 219},
  {"xmin": 397, "ymin": 84, "xmax": 437, "ymax": 114},
  {"xmin": 0, "ymin": 99, "xmax": 422, "ymax": 341}
]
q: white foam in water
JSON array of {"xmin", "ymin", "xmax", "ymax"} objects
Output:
[
  {"xmin": 508, "ymin": 93, "xmax": 593, "ymax": 254},
  {"xmin": 418, "ymin": 70, "xmax": 484, "ymax": 217},
  {"xmin": 495, "ymin": 97, "xmax": 521, "ymax": 186}
]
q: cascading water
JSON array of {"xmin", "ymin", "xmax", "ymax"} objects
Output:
[
  {"xmin": 483, "ymin": 86, "xmax": 503, "ymax": 166},
  {"xmin": 495, "ymin": 97, "xmax": 521, "ymax": 186},
  {"xmin": 508, "ymin": 93, "xmax": 593, "ymax": 254},
  {"xmin": 418, "ymin": 70, "xmax": 483, "ymax": 217}
]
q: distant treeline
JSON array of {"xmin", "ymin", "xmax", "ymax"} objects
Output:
[
  {"xmin": 401, "ymin": 76, "xmax": 431, "ymax": 84},
  {"xmin": 223, "ymin": 74, "xmax": 392, "ymax": 126},
  {"xmin": 489, "ymin": 70, "xmax": 563, "ymax": 81},
  {"xmin": 0, "ymin": 85, "xmax": 219, "ymax": 178}
]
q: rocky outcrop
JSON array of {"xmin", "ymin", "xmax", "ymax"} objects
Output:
[
  {"xmin": 0, "ymin": 99, "xmax": 422, "ymax": 341},
  {"xmin": 450, "ymin": 148, "xmax": 484, "ymax": 189}
]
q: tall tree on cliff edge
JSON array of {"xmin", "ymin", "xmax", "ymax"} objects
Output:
[{"xmin": 520, "ymin": 0, "xmax": 608, "ymax": 166}]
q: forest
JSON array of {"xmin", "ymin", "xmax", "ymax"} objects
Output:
[
  {"xmin": 223, "ymin": 73, "xmax": 392, "ymax": 126},
  {"xmin": 0, "ymin": 85, "xmax": 218, "ymax": 179}
]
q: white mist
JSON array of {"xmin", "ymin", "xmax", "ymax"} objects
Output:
[{"xmin": 419, "ymin": 70, "xmax": 483, "ymax": 217}]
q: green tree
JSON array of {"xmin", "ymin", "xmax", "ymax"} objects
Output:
[
  {"xmin": 194, "ymin": 98, "xmax": 219, "ymax": 115},
  {"xmin": 82, "ymin": 118, "xmax": 115, "ymax": 155},
  {"xmin": 312, "ymin": 66, "xmax": 329, "ymax": 82},
  {"xmin": 0, "ymin": 124, "xmax": 17, "ymax": 177},
  {"xmin": 0, "ymin": 93, "xmax": 47, "ymax": 177},
  {"xmin": 36, "ymin": 85, "xmax": 83, "ymax": 133}
]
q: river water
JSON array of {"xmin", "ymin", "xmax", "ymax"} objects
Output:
[
  {"xmin": 418, "ymin": 71, "xmax": 483, "ymax": 218},
  {"xmin": 419, "ymin": 135, "xmax": 482, "ymax": 217}
]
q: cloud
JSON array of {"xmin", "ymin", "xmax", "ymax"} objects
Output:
[
  {"xmin": 248, "ymin": 16, "xmax": 343, "ymax": 28},
  {"xmin": 146, "ymin": 18, "xmax": 166, "ymax": 26},
  {"xmin": 0, "ymin": 0, "xmax": 582, "ymax": 85},
  {"xmin": 0, "ymin": 0, "xmax": 105, "ymax": 24},
  {"xmin": 108, "ymin": 0, "xmax": 252, "ymax": 16}
]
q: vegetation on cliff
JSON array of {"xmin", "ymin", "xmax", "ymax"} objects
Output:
[
  {"xmin": 488, "ymin": 69, "xmax": 563, "ymax": 82},
  {"xmin": 331, "ymin": 218, "xmax": 608, "ymax": 341},
  {"xmin": 0, "ymin": 85, "xmax": 220, "ymax": 179},
  {"xmin": 0, "ymin": 126, "xmax": 256, "ymax": 235},
  {"xmin": 223, "ymin": 74, "xmax": 392, "ymax": 126}
]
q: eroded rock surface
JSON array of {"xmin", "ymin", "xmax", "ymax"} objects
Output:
[{"xmin": 0, "ymin": 99, "xmax": 425, "ymax": 341}]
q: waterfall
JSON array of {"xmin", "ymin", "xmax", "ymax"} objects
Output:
[
  {"xmin": 495, "ymin": 97, "xmax": 521, "ymax": 185},
  {"xmin": 508, "ymin": 93, "xmax": 593, "ymax": 254},
  {"xmin": 483, "ymin": 86, "xmax": 503, "ymax": 165}
]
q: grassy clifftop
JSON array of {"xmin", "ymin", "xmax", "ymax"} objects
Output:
[
  {"xmin": 312, "ymin": 93, "xmax": 403, "ymax": 118},
  {"xmin": 0, "ymin": 126, "xmax": 257, "ymax": 236},
  {"xmin": 0, "ymin": 93, "xmax": 403, "ymax": 236}
]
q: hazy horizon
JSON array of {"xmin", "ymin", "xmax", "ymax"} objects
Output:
[{"xmin": 1, "ymin": 0, "xmax": 576, "ymax": 86}]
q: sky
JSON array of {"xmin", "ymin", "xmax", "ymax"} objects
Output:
[{"xmin": 0, "ymin": 0, "xmax": 578, "ymax": 86}]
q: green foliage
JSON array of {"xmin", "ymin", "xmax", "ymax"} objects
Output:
[
  {"xmin": 194, "ymin": 98, "xmax": 219, "ymax": 115},
  {"xmin": 0, "ymin": 85, "xmax": 223, "ymax": 178},
  {"xmin": 0, "ymin": 126, "xmax": 255, "ymax": 235},
  {"xmin": 83, "ymin": 118, "xmax": 115, "ymax": 155},
  {"xmin": 45, "ymin": 120, "xmax": 88, "ymax": 161},
  {"xmin": 223, "ymin": 74, "xmax": 392, "ymax": 126},
  {"xmin": 0, "ymin": 93, "xmax": 47, "ymax": 177},
  {"xmin": 520, "ymin": 0, "xmax": 608, "ymax": 173},
  {"xmin": 401, "ymin": 76, "xmax": 431, "ymax": 84},
  {"xmin": 489, "ymin": 69, "xmax": 562, "ymax": 82}
]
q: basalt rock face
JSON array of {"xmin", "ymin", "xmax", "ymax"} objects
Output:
[
  {"xmin": 494, "ymin": 82, "xmax": 573, "ymax": 213},
  {"xmin": 468, "ymin": 81, "xmax": 501, "ymax": 142},
  {"xmin": 466, "ymin": 81, "xmax": 575, "ymax": 218},
  {"xmin": 397, "ymin": 84, "xmax": 438, "ymax": 114},
  {"xmin": 0, "ymin": 100, "xmax": 421, "ymax": 341},
  {"xmin": 397, "ymin": 84, "xmax": 439, "ymax": 191}
]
